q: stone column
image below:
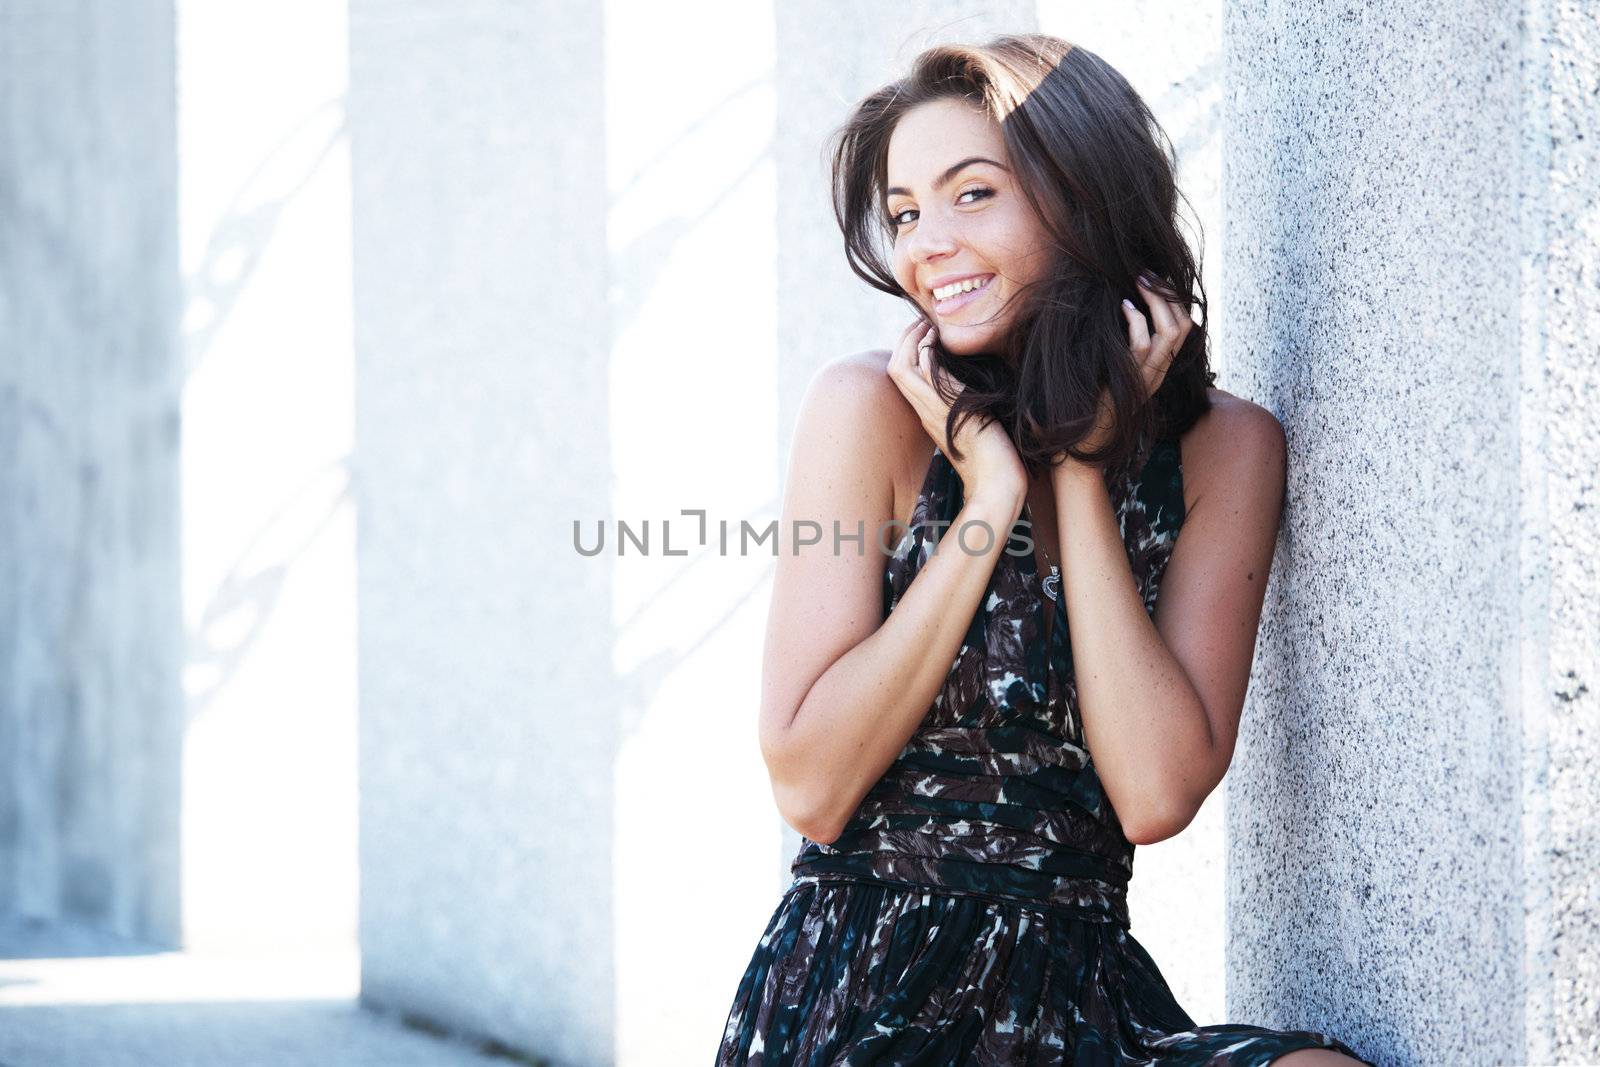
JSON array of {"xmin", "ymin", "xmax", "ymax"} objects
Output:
[
  {"xmin": 0, "ymin": 0, "xmax": 184, "ymax": 945},
  {"xmin": 348, "ymin": 4, "xmax": 612, "ymax": 1063},
  {"xmin": 1221, "ymin": 1, "xmax": 1598, "ymax": 1062}
]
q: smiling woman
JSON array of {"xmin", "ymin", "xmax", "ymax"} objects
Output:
[
  {"xmin": 828, "ymin": 34, "xmax": 1221, "ymax": 484},
  {"xmin": 883, "ymin": 125, "xmax": 1049, "ymax": 358},
  {"xmin": 714, "ymin": 32, "xmax": 1376, "ymax": 1067}
]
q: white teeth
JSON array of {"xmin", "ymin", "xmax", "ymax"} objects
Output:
[{"xmin": 933, "ymin": 276, "xmax": 992, "ymax": 301}]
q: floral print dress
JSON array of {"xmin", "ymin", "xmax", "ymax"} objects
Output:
[{"xmin": 715, "ymin": 428, "xmax": 1373, "ymax": 1066}]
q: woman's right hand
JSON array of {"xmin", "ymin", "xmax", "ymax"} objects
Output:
[{"xmin": 886, "ymin": 318, "xmax": 1027, "ymax": 508}]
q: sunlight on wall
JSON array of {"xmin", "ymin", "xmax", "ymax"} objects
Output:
[
  {"xmin": 604, "ymin": 1, "xmax": 782, "ymax": 1061},
  {"xmin": 176, "ymin": 0, "xmax": 357, "ymax": 956}
]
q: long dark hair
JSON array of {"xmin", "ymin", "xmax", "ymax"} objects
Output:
[{"xmin": 829, "ymin": 33, "xmax": 1216, "ymax": 477}]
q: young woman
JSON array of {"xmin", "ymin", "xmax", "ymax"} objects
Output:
[{"xmin": 715, "ymin": 34, "xmax": 1374, "ymax": 1066}]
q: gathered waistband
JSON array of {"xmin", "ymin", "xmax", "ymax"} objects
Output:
[
  {"xmin": 790, "ymin": 722, "xmax": 1138, "ymax": 927},
  {"xmin": 790, "ymin": 846, "xmax": 1130, "ymax": 927}
]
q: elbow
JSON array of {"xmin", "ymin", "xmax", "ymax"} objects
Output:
[
  {"xmin": 800, "ymin": 792, "xmax": 848, "ymax": 844},
  {"xmin": 794, "ymin": 814, "xmax": 844, "ymax": 847},
  {"xmin": 1122, "ymin": 813, "xmax": 1177, "ymax": 847},
  {"xmin": 770, "ymin": 777, "xmax": 843, "ymax": 845},
  {"xmin": 1122, "ymin": 795, "xmax": 1197, "ymax": 847},
  {"xmin": 761, "ymin": 731, "xmax": 844, "ymax": 845},
  {"xmin": 1126, "ymin": 750, "xmax": 1230, "ymax": 844}
]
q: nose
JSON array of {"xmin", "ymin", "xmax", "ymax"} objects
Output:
[{"xmin": 904, "ymin": 209, "xmax": 959, "ymax": 274}]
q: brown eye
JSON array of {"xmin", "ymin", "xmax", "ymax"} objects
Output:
[{"xmin": 889, "ymin": 187, "xmax": 993, "ymax": 228}]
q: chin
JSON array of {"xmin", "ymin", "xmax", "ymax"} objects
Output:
[
  {"xmin": 937, "ymin": 337, "xmax": 984, "ymax": 357},
  {"xmin": 933, "ymin": 322, "xmax": 1007, "ymax": 358}
]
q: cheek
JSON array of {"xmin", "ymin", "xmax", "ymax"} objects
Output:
[
  {"xmin": 891, "ymin": 247, "xmax": 917, "ymax": 294},
  {"xmin": 984, "ymin": 213, "xmax": 1051, "ymax": 278}
]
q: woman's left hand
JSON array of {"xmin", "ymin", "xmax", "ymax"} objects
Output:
[{"xmin": 1073, "ymin": 270, "xmax": 1192, "ymax": 461}]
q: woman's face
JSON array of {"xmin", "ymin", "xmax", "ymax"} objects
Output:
[{"xmin": 885, "ymin": 97, "xmax": 1055, "ymax": 356}]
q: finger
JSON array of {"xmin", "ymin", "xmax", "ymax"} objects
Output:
[
  {"xmin": 915, "ymin": 323, "xmax": 936, "ymax": 379},
  {"xmin": 1166, "ymin": 295, "xmax": 1190, "ymax": 331},
  {"xmin": 1172, "ymin": 298, "xmax": 1193, "ymax": 331},
  {"xmin": 891, "ymin": 317, "xmax": 926, "ymax": 376},
  {"xmin": 1135, "ymin": 274, "xmax": 1177, "ymax": 343},
  {"xmin": 1139, "ymin": 272, "xmax": 1194, "ymax": 338},
  {"xmin": 1135, "ymin": 282, "xmax": 1184, "ymax": 375},
  {"xmin": 895, "ymin": 317, "xmax": 924, "ymax": 354},
  {"xmin": 893, "ymin": 324, "xmax": 934, "ymax": 406},
  {"xmin": 1121, "ymin": 298, "xmax": 1152, "ymax": 360},
  {"xmin": 899, "ymin": 317, "xmax": 923, "ymax": 346}
]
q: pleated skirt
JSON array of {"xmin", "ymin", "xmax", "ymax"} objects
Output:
[{"xmin": 714, "ymin": 876, "xmax": 1375, "ymax": 1066}]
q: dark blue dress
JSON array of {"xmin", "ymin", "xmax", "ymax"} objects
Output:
[{"xmin": 715, "ymin": 431, "xmax": 1374, "ymax": 1065}]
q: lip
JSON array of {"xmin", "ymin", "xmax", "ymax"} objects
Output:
[{"xmin": 929, "ymin": 273, "xmax": 995, "ymax": 317}]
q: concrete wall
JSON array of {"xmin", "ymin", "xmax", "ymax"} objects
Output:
[
  {"xmin": 1524, "ymin": 5, "xmax": 1600, "ymax": 1057},
  {"xmin": 347, "ymin": 3, "xmax": 613, "ymax": 1064},
  {"xmin": 0, "ymin": 0, "xmax": 184, "ymax": 945},
  {"xmin": 1221, "ymin": 0, "xmax": 1598, "ymax": 1063}
]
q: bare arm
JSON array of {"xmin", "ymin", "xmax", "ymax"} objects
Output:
[
  {"xmin": 1054, "ymin": 282, "xmax": 1286, "ymax": 845},
  {"xmin": 758, "ymin": 356, "xmax": 1024, "ymax": 844},
  {"xmin": 1051, "ymin": 403, "xmax": 1285, "ymax": 844}
]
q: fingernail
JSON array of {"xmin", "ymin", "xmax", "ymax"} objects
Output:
[{"xmin": 1122, "ymin": 298, "xmax": 1135, "ymax": 311}]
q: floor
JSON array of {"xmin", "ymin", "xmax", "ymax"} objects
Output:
[{"xmin": 0, "ymin": 916, "xmax": 527, "ymax": 1067}]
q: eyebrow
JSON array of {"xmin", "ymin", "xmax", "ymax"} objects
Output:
[{"xmin": 885, "ymin": 156, "xmax": 1008, "ymax": 200}]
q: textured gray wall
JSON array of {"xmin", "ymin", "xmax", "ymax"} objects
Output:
[
  {"xmin": 1534, "ymin": 3, "xmax": 1600, "ymax": 1057},
  {"xmin": 1221, "ymin": 1, "xmax": 1598, "ymax": 1064},
  {"xmin": 348, "ymin": 3, "xmax": 613, "ymax": 1064},
  {"xmin": 0, "ymin": 0, "xmax": 184, "ymax": 944}
]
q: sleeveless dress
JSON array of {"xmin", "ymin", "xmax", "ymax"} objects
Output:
[{"xmin": 714, "ymin": 429, "xmax": 1374, "ymax": 1066}]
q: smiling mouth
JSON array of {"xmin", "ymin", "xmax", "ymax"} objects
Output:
[{"xmin": 931, "ymin": 275, "xmax": 995, "ymax": 316}]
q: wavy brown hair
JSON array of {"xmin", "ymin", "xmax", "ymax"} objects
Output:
[{"xmin": 829, "ymin": 33, "xmax": 1216, "ymax": 477}]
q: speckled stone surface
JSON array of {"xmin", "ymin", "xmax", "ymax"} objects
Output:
[
  {"xmin": 1221, "ymin": 1, "xmax": 1598, "ymax": 1063},
  {"xmin": 1527, "ymin": 0, "xmax": 1600, "ymax": 1058}
]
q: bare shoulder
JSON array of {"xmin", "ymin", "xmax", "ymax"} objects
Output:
[
  {"xmin": 1178, "ymin": 388, "xmax": 1287, "ymax": 516},
  {"xmin": 809, "ymin": 348, "xmax": 893, "ymax": 402},
  {"xmin": 801, "ymin": 348, "xmax": 927, "ymax": 481}
]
